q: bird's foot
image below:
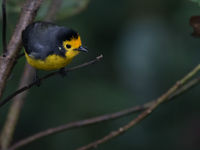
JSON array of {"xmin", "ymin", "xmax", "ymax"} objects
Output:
[
  {"xmin": 34, "ymin": 73, "xmax": 41, "ymax": 87},
  {"xmin": 59, "ymin": 68, "xmax": 67, "ymax": 77}
]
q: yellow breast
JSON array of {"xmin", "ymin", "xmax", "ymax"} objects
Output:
[{"xmin": 25, "ymin": 50, "xmax": 79, "ymax": 71}]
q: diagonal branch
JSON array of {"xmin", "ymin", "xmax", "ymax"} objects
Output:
[
  {"xmin": 0, "ymin": 55, "xmax": 103, "ymax": 108},
  {"xmin": 76, "ymin": 64, "xmax": 200, "ymax": 150},
  {"xmin": 0, "ymin": 63, "xmax": 35, "ymax": 150},
  {"xmin": 2, "ymin": 0, "xmax": 7, "ymax": 55},
  {"xmin": 8, "ymin": 103, "xmax": 148, "ymax": 150},
  {"xmin": 8, "ymin": 73, "xmax": 200, "ymax": 150},
  {"xmin": 0, "ymin": 0, "xmax": 66, "ymax": 149},
  {"xmin": 0, "ymin": 0, "xmax": 43, "ymax": 101}
]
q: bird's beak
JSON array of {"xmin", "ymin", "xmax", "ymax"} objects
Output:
[{"xmin": 77, "ymin": 46, "xmax": 88, "ymax": 53}]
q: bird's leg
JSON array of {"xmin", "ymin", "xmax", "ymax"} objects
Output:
[
  {"xmin": 34, "ymin": 69, "xmax": 41, "ymax": 87},
  {"xmin": 59, "ymin": 67, "xmax": 67, "ymax": 77}
]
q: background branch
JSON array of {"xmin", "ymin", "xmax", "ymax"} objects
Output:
[
  {"xmin": 2, "ymin": 0, "xmax": 7, "ymax": 55},
  {"xmin": 8, "ymin": 72, "xmax": 200, "ymax": 150},
  {"xmin": 8, "ymin": 103, "xmax": 148, "ymax": 150},
  {"xmin": 0, "ymin": 64, "xmax": 35, "ymax": 150},
  {"xmin": 76, "ymin": 64, "xmax": 200, "ymax": 150}
]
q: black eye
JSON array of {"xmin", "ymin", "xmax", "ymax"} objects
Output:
[{"xmin": 66, "ymin": 44, "xmax": 71, "ymax": 49}]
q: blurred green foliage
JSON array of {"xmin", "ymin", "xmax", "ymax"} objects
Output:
[
  {"xmin": 1, "ymin": 0, "xmax": 200, "ymax": 150},
  {"xmin": 191, "ymin": 0, "xmax": 200, "ymax": 6},
  {"xmin": 37, "ymin": 0, "xmax": 90, "ymax": 19},
  {"xmin": 0, "ymin": 0, "xmax": 90, "ymax": 20}
]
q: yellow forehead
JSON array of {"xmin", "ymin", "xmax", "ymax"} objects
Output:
[{"xmin": 63, "ymin": 36, "xmax": 82, "ymax": 49}]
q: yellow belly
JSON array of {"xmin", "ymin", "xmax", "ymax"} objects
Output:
[{"xmin": 25, "ymin": 52, "xmax": 73, "ymax": 71}]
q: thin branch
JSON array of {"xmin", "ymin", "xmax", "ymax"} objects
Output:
[
  {"xmin": 8, "ymin": 103, "xmax": 148, "ymax": 150},
  {"xmin": 0, "ymin": 0, "xmax": 43, "ymax": 100},
  {"xmin": 8, "ymin": 74, "xmax": 200, "ymax": 150},
  {"xmin": 168, "ymin": 76, "xmax": 200, "ymax": 99},
  {"xmin": 0, "ymin": 54, "xmax": 103, "ymax": 108},
  {"xmin": 2, "ymin": 0, "xmax": 7, "ymax": 55},
  {"xmin": 76, "ymin": 64, "xmax": 200, "ymax": 150}
]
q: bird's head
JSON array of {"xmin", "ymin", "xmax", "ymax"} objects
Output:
[{"xmin": 58, "ymin": 28, "xmax": 88, "ymax": 59}]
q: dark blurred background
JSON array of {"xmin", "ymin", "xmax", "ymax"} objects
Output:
[{"xmin": 1, "ymin": 0, "xmax": 200, "ymax": 149}]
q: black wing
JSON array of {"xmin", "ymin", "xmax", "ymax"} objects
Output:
[{"xmin": 22, "ymin": 22, "xmax": 66, "ymax": 60}]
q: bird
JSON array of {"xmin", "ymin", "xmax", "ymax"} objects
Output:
[
  {"xmin": 22, "ymin": 21, "xmax": 88, "ymax": 71},
  {"xmin": 22, "ymin": 21, "xmax": 88, "ymax": 84}
]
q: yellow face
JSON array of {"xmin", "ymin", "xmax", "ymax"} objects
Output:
[{"xmin": 62, "ymin": 36, "xmax": 82, "ymax": 59}]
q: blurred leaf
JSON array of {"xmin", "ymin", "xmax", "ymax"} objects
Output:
[
  {"xmin": 190, "ymin": 16, "xmax": 200, "ymax": 37},
  {"xmin": 190, "ymin": 0, "xmax": 200, "ymax": 6},
  {"xmin": 37, "ymin": 0, "xmax": 51, "ymax": 19},
  {"xmin": 0, "ymin": 0, "xmax": 90, "ymax": 20},
  {"xmin": 56, "ymin": 0, "xmax": 90, "ymax": 20},
  {"xmin": 37, "ymin": 0, "xmax": 90, "ymax": 20}
]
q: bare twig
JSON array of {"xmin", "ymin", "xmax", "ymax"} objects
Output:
[
  {"xmin": 0, "ymin": 55, "xmax": 103, "ymax": 108},
  {"xmin": 168, "ymin": 76, "xmax": 200, "ymax": 99},
  {"xmin": 8, "ymin": 103, "xmax": 149, "ymax": 150},
  {"xmin": 8, "ymin": 74, "xmax": 200, "ymax": 150},
  {"xmin": 2, "ymin": 0, "xmax": 7, "ymax": 55},
  {"xmin": 0, "ymin": 0, "xmax": 43, "ymax": 100},
  {"xmin": 0, "ymin": 63, "xmax": 35, "ymax": 149},
  {"xmin": 76, "ymin": 64, "xmax": 200, "ymax": 150}
]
